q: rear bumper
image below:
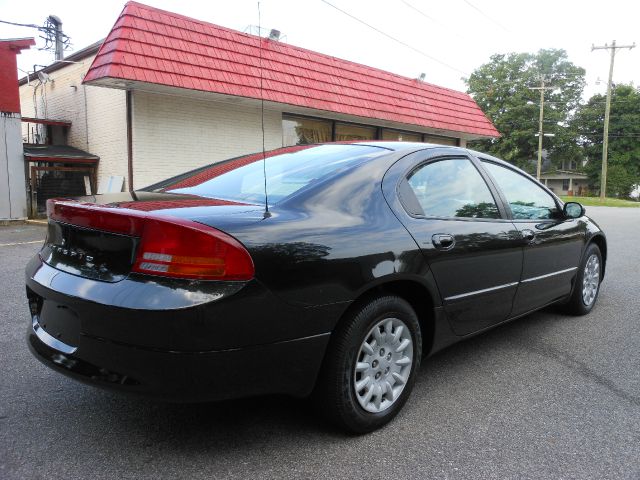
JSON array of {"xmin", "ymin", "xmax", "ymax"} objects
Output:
[
  {"xmin": 27, "ymin": 317, "xmax": 330, "ymax": 401},
  {"xmin": 25, "ymin": 256, "xmax": 338, "ymax": 401}
]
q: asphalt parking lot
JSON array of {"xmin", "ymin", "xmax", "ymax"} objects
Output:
[{"xmin": 1, "ymin": 206, "xmax": 639, "ymax": 479}]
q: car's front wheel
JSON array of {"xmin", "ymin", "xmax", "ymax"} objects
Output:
[
  {"xmin": 563, "ymin": 242, "xmax": 603, "ymax": 315},
  {"xmin": 314, "ymin": 295, "xmax": 422, "ymax": 433}
]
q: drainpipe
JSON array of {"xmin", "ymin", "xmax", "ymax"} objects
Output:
[{"xmin": 126, "ymin": 90, "xmax": 133, "ymax": 192}]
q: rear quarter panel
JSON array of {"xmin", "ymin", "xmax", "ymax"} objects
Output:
[{"xmin": 192, "ymin": 150, "xmax": 440, "ymax": 310}]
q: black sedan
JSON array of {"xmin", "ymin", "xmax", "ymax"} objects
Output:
[{"xmin": 26, "ymin": 142, "xmax": 606, "ymax": 433}]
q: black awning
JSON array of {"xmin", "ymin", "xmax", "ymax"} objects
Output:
[{"xmin": 23, "ymin": 144, "xmax": 99, "ymax": 163}]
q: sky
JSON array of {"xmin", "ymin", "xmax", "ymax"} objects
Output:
[{"xmin": 1, "ymin": 0, "xmax": 638, "ymax": 100}]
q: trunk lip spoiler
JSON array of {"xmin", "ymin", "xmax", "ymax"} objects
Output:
[{"xmin": 47, "ymin": 198, "xmax": 149, "ymax": 237}]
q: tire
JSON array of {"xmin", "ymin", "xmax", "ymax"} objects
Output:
[
  {"xmin": 563, "ymin": 243, "xmax": 603, "ymax": 316},
  {"xmin": 314, "ymin": 295, "xmax": 422, "ymax": 433}
]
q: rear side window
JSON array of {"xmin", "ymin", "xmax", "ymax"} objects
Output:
[
  {"xmin": 406, "ymin": 158, "xmax": 500, "ymax": 218},
  {"xmin": 482, "ymin": 161, "xmax": 560, "ymax": 220},
  {"xmin": 144, "ymin": 144, "xmax": 390, "ymax": 205}
]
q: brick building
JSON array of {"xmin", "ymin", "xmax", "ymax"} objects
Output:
[{"xmin": 20, "ymin": 1, "xmax": 499, "ymax": 193}]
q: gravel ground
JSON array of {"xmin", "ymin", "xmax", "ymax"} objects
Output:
[{"xmin": 1, "ymin": 208, "xmax": 639, "ymax": 479}]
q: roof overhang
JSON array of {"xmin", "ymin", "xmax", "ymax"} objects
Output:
[
  {"xmin": 22, "ymin": 117, "xmax": 72, "ymax": 127},
  {"xmin": 88, "ymin": 77, "xmax": 497, "ymax": 142},
  {"xmin": 540, "ymin": 171, "xmax": 589, "ymax": 180},
  {"xmin": 23, "ymin": 144, "xmax": 99, "ymax": 163},
  {"xmin": 0, "ymin": 38, "xmax": 35, "ymax": 52}
]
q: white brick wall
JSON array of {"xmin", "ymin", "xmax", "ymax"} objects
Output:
[
  {"xmin": 19, "ymin": 59, "xmax": 91, "ymax": 147},
  {"xmin": 86, "ymin": 82, "xmax": 128, "ymax": 190},
  {"xmin": 18, "ymin": 56, "xmax": 128, "ymax": 192},
  {"xmin": 131, "ymin": 91, "xmax": 283, "ymax": 189},
  {"xmin": 18, "ymin": 59, "xmax": 470, "ymax": 194}
]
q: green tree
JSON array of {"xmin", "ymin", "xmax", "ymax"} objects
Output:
[
  {"xmin": 572, "ymin": 84, "xmax": 640, "ymax": 197},
  {"xmin": 464, "ymin": 49, "xmax": 585, "ymax": 171}
]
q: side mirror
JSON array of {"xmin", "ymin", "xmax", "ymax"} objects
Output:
[{"xmin": 563, "ymin": 201, "xmax": 585, "ymax": 219}]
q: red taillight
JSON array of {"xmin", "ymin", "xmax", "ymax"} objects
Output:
[
  {"xmin": 46, "ymin": 199, "xmax": 254, "ymax": 281},
  {"xmin": 132, "ymin": 217, "xmax": 254, "ymax": 281}
]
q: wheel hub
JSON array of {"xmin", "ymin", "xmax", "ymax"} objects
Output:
[
  {"xmin": 582, "ymin": 254, "xmax": 600, "ymax": 307},
  {"xmin": 353, "ymin": 317, "xmax": 413, "ymax": 413}
]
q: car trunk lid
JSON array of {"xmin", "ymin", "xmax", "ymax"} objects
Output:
[{"xmin": 42, "ymin": 193, "xmax": 262, "ymax": 282}]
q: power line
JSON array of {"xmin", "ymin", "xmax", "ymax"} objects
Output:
[
  {"xmin": 498, "ymin": 120, "xmax": 640, "ymax": 126},
  {"xmin": 532, "ymin": 100, "xmax": 638, "ymax": 105},
  {"xmin": 0, "ymin": 16, "xmax": 71, "ymax": 56},
  {"xmin": 461, "ymin": 0, "xmax": 510, "ymax": 32},
  {"xmin": 399, "ymin": 1, "xmax": 442, "ymax": 27},
  {"xmin": 399, "ymin": 0, "xmax": 466, "ymax": 42},
  {"xmin": 319, "ymin": 0, "xmax": 468, "ymax": 76},
  {"xmin": 0, "ymin": 18, "xmax": 41, "ymax": 29}
]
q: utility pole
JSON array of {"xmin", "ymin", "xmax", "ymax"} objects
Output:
[
  {"xmin": 47, "ymin": 16, "xmax": 64, "ymax": 61},
  {"xmin": 529, "ymin": 77, "xmax": 553, "ymax": 181},
  {"xmin": 592, "ymin": 40, "xmax": 636, "ymax": 199}
]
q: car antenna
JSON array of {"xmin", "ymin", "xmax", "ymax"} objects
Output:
[{"xmin": 258, "ymin": 2, "xmax": 271, "ymax": 219}]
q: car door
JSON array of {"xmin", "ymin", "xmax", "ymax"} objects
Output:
[
  {"xmin": 479, "ymin": 159, "xmax": 585, "ymax": 316},
  {"xmin": 383, "ymin": 150, "xmax": 523, "ymax": 336}
]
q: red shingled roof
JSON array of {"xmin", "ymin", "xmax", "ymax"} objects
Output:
[{"xmin": 84, "ymin": 1, "xmax": 499, "ymax": 138}]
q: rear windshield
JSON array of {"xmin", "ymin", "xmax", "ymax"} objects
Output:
[{"xmin": 143, "ymin": 144, "xmax": 389, "ymax": 204}]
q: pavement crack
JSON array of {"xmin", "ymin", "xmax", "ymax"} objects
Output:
[{"xmin": 520, "ymin": 341, "xmax": 640, "ymax": 408}]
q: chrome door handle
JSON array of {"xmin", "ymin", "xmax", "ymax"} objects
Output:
[
  {"xmin": 521, "ymin": 229, "xmax": 535, "ymax": 242},
  {"xmin": 432, "ymin": 234, "xmax": 455, "ymax": 250}
]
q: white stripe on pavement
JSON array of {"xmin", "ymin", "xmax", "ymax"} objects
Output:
[{"xmin": 0, "ymin": 240, "xmax": 43, "ymax": 247}]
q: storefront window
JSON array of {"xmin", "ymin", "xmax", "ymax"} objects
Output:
[
  {"xmin": 283, "ymin": 116, "xmax": 332, "ymax": 146},
  {"xmin": 381, "ymin": 129, "xmax": 422, "ymax": 142},
  {"xmin": 335, "ymin": 123, "xmax": 376, "ymax": 141},
  {"xmin": 424, "ymin": 134, "xmax": 458, "ymax": 146},
  {"xmin": 282, "ymin": 114, "xmax": 461, "ymax": 147}
]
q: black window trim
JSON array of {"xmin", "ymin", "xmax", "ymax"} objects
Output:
[
  {"xmin": 477, "ymin": 158, "xmax": 564, "ymax": 222},
  {"xmin": 397, "ymin": 154, "xmax": 510, "ymax": 222},
  {"xmin": 282, "ymin": 113, "xmax": 460, "ymax": 146}
]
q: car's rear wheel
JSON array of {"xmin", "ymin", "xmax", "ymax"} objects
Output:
[
  {"xmin": 314, "ymin": 295, "xmax": 421, "ymax": 433},
  {"xmin": 563, "ymin": 243, "xmax": 602, "ymax": 315}
]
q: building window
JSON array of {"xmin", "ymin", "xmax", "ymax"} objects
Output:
[
  {"xmin": 424, "ymin": 134, "xmax": 458, "ymax": 146},
  {"xmin": 563, "ymin": 179, "xmax": 570, "ymax": 191},
  {"xmin": 381, "ymin": 129, "xmax": 422, "ymax": 142},
  {"xmin": 283, "ymin": 115, "xmax": 332, "ymax": 146},
  {"xmin": 283, "ymin": 113, "xmax": 462, "ymax": 147},
  {"xmin": 335, "ymin": 123, "xmax": 376, "ymax": 141}
]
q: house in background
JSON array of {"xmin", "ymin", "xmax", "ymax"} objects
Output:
[
  {"xmin": 540, "ymin": 158, "xmax": 590, "ymax": 196},
  {"xmin": 20, "ymin": 1, "xmax": 499, "ymax": 197}
]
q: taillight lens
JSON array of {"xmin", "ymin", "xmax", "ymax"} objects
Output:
[
  {"xmin": 132, "ymin": 217, "xmax": 254, "ymax": 281},
  {"xmin": 46, "ymin": 199, "xmax": 254, "ymax": 281}
]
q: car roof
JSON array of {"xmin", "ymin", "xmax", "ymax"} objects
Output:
[
  {"xmin": 349, "ymin": 141, "xmax": 465, "ymax": 153},
  {"xmin": 340, "ymin": 141, "xmax": 516, "ymax": 170},
  {"xmin": 349, "ymin": 142, "xmax": 524, "ymax": 174}
]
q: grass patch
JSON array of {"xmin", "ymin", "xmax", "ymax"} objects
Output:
[{"xmin": 560, "ymin": 196, "xmax": 640, "ymax": 208}]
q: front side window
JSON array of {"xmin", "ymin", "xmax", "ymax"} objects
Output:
[
  {"xmin": 482, "ymin": 161, "xmax": 559, "ymax": 220},
  {"xmin": 406, "ymin": 158, "xmax": 500, "ymax": 219}
]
